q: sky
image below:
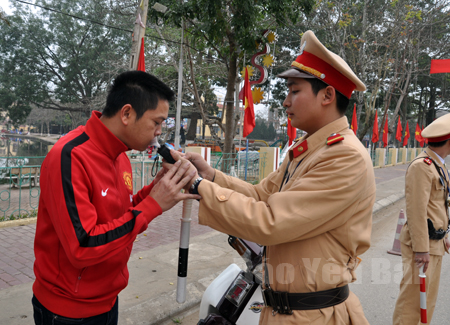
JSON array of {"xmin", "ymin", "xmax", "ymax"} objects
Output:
[{"xmin": 0, "ymin": 0, "xmax": 12, "ymax": 14}]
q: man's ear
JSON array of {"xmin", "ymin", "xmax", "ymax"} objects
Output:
[
  {"xmin": 322, "ymin": 86, "xmax": 336, "ymax": 106},
  {"xmin": 120, "ymin": 104, "xmax": 133, "ymax": 126}
]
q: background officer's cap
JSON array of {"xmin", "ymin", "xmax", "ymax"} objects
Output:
[
  {"xmin": 422, "ymin": 113, "xmax": 450, "ymax": 143},
  {"xmin": 278, "ymin": 30, "xmax": 365, "ymax": 99}
]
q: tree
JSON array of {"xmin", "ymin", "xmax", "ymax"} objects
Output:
[
  {"xmin": 0, "ymin": 7, "xmax": 10, "ymax": 26},
  {"xmin": 247, "ymin": 114, "xmax": 277, "ymax": 141},
  {"xmin": 0, "ymin": 0, "xmax": 132, "ymax": 124},
  {"xmin": 149, "ymin": 0, "xmax": 314, "ymax": 154},
  {"xmin": 145, "ymin": 24, "xmax": 220, "ymax": 140},
  {"xmin": 289, "ymin": 0, "xmax": 450, "ymax": 143}
]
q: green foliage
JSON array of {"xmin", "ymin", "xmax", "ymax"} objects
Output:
[
  {"xmin": 148, "ymin": 0, "xmax": 314, "ymax": 153},
  {"xmin": 247, "ymin": 116, "xmax": 277, "ymax": 141},
  {"xmin": 0, "ymin": 0, "xmax": 131, "ymax": 122},
  {"xmin": 0, "ymin": 209, "xmax": 38, "ymax": 222},
  {"xmin": 0, "ymin": 8, "xmax": 10, "ymax": 26}
]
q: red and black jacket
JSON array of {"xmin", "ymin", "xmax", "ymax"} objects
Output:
[{"xmin": 33, "ymin": 111, "xmax": 162, "ymax": 318}]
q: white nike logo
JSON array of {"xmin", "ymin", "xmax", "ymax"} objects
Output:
[{"xmin": 101, "ymin": 188, "xmax": 109, "ymax": 197}]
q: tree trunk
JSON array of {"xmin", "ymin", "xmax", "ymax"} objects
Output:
[
  {"xmin": 223, "ymin": 53, "xmax": 238, "ymax": 156},
  {"xmin": 186, "ymin": 114, "xmax": 198, "ymax": 140}
]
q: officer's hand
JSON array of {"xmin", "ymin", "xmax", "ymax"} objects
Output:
[
  {"xmin": 150, "ymin": 160, "xmax": 201, "ymax": 212},
  {"xmin": 183, "ymin": 151, "xmax": 216, "ymax": 182},
  {"xmin": 415, "ymin": 252, "xmax": 430, "ymax": 272},
  {"xmin": 445, "ymin": 238, "xmax": 450, "ymax": 251}
]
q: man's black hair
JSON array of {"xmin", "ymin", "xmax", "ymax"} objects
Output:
[
  {"xmin": 427, "ymin": 140, "xmax": 449, "ymax": 148},
  {"xmin": 304, "ymin": 78, "xmax": 350, "ymax": 115},
  {"xmin": 102, "ymin": 71, "xmax": 175, "ymax": 120}
]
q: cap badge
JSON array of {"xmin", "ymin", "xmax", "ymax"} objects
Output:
[
  {"xmin": 424, "ymin": 157, "xmax": 432, "ymax": 165},
  {"xmin": 327, "ymin": 133, "xmax": 344, "ymax": 146},
  {"xmin": 291, "ymin": 61, "xmax": 325, "ymax": 79}
]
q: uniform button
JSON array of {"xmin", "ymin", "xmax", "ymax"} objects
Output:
[
  {"xmin": 298, "ymin": 146, "xmax": 303, "ymax": 152},
  {"xmin": 219, "ymin": 195, "xmax": 226, "ymax": 200}
]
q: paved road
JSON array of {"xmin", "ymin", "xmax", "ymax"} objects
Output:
[
  {"xmin": 351, "ymin": 198, "xmax": 450, "ymax": 324},
  {"xmin": 0, "ymin": 164, "xmax": 409, "ymax": 290},
  {"xmin": 1, "ymin": 157, "xmax": 449, "ymax": 324}
]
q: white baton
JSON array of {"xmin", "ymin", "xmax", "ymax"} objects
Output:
[
  {"xmin": 176, "ymin": 199, "xmax": 192, "ymax": 303},
  {"xmin": 419, "ymin": 265, "xmax": 427, "ymax": 324}
]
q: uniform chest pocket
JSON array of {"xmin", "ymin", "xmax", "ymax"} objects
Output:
[{"xmin": 432, "ymin": 181, "xmax": 445, "ymax": 200}]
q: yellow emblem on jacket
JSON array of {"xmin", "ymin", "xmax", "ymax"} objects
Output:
[{"xmin": 123, "ymin": 172, "xmax": 133, "ymax": 191}]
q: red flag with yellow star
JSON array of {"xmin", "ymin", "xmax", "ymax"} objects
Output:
[
  {"xmin": 137, "ymin": 38, "xmax": 145, "ymax": 71},
  {"xmin": 422, "ymin": 125, "xmax": 428, "ymax": 144},
  {"xmin": 395, "ymin": 117, "xmax": 402, "ymax": 142},
  {"xmin": 351, "ymin": 103, "xmax": 357, "ymax": 135},
  {"xmin": 415, "ymin": 123, "xmax": 424, "ymax": 147},
  {"xmin": 242, "ymin": 67, "xmax": 255, "ymax": 137},
  {"xmin": 287, "ymin": 118, "xmax": 296, "ymax": 146},
  {"xmin": 372, "ymin": 111, "xmax": 379, "ymax": 143},
  {"xmin": 382, "ymin": 117, "xmax": 388, "ymax": 147},
  {"xmin": 402, "ymin": 121, "xmax": 410, "ymax": 147},
  {"xmin": 430, "ymin": 59, "xmax": 450, "ymax": 74}
]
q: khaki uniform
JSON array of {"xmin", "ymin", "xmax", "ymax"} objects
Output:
[
  {"xmin": 198, "ymin": 117, "xmax": 376, "ymax": 324},
  {"xmin": 393, "ymin": 149, "xmax": 449, "ymax": 325}
]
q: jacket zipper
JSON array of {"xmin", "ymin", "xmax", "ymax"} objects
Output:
[
  {"xmin": 75, "ymin": 268, "xmax": 86, "ymax": 293},
  {"xmin": 112, "ymin": 159, "xmax": 126, "ymax": 213}
]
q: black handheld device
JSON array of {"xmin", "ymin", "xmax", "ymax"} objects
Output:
[{"xmin": 157, "ymin": 143, "xmax": 176, "ymax": 164}]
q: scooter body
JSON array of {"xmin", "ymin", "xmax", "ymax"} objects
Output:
[{"xmin": 198, "ymin": 237, "xmax": 264, "ymax": 325}]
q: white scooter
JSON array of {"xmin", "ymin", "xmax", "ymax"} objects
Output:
[{"xmin": 198, "ymin": 236, "xmax": 264, "ymax": 325}]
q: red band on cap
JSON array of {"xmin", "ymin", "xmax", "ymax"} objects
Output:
[
  {"xmin": 426, "ymin": 133, "xmax": 450, "ymax": 143},
  {"xmin": 292, "ymin": 51, "xmax": 356, "ymax": 99}
]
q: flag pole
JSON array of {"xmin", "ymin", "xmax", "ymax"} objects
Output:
[{"xmin": 237, "ymin": 54, "xmax": 246, "ymax": 178}]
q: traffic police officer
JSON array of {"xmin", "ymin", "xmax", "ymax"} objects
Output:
[
  {"xmin": 393, "ymin": 113, "xmax": 450, "ymax": 324},
  {"xmin": 178, "ymin": 30, "xmax": 376, "ymax": 324}
]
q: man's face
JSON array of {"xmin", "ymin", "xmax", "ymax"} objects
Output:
[
  {"xmin": 283, "ymin": 78, "xmax": 323, "ymax": 134},
  {"xmin": 127, "ymin": 100, "xmax": 169, "ymax": 151}
]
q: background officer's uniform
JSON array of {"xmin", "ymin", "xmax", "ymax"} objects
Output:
[
  {"xmin": 393, "ymin": 115, "xmax": 450, "ymax": 325},
  {"xmin": 195, "ymin": 30, "xmax": 375, "ymax": 325}
]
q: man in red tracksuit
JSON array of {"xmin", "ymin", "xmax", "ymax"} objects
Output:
[{"xmin": 32, "ymin": 71, "xmax": 200, "ymax": 325}]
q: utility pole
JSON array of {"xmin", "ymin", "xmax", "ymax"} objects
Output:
[
  {"xmin": 129, "ymin": 0, "xmax": 149, "ymax": 70},
  {"xmin": 174, "ymin": 19, "xmax": 183, "ymax": 150}
]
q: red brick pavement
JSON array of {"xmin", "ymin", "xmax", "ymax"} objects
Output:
[
  {"xmin": 0, "ymin": 163, "xmax": 419, "ymax": 291},
  {"xmin": 0, "ymin": 201, "xmax": 210, "ymax": 290}
]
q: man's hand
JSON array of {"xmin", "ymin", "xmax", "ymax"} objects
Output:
[
  {"xmin": 445, "ymin": 237, "xmax": 450, "ymax": 252},
  {"xmin": 152, "ymin": 167, "xmax": 166, "ymax": 185},
  {"xmin": 162, "ymin": 150, "xmax": 200, "ymax": 190},
  {"xmin": 150, "ymin": 160, "xmax": 201, "ymax": 212},
  {"xmin": 183, "ymin": 151, "xmax": 216, "ymax": 182},
  {"xmin": 415, "ymin": 252, "xmax": 430, "ymax": 272}
]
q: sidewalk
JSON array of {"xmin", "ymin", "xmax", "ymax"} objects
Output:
[{"xmin": 0, "ymin": 164, "xmax": 409, "ymax": 324}]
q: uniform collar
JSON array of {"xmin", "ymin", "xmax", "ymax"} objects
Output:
[
  {"xmin": 289, "ymin": 116, "xmax": 349, "ymax": 160},
  {"xmin": 424, "ymin": 148, "xmax": 445, "ymax": 168},
  {"xmin": 85, "ymin": 111, "xmax": 129, "ymax": 160},
  {"xmin": 427, "ymin": 148, "xmax": 445, "ymax": 165}
]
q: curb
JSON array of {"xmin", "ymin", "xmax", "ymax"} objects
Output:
[
  {"xmin": 372, "ymin": 192, "xmax": 405, "ymax": 214},
  {"xmin": 122, "ymin": 283, "xmax": 203, "ymax": 325},
  {"xmin": 0, "ymin": 217, "xmax": 37, "ymax": 229}
]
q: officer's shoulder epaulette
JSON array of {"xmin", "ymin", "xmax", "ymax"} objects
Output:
[
  {"xmin": 326, "ymin": 133, "xmax": 344, "ymax": 146},
  {"xmin": 423, "ymin": 157, "xmax": 432, "ymax": 165}
]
